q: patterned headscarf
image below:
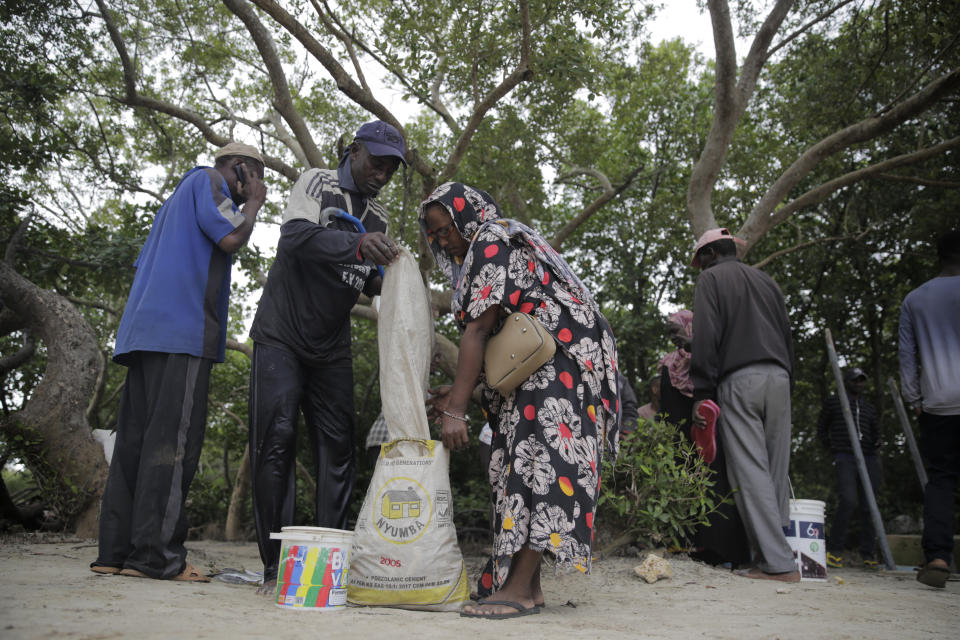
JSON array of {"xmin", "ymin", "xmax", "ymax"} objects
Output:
[
  {"xmin": 659, "ymin": 309, "xmax": 694, "ymax": 398},
  {"xmin": 419, "ymin": 182, "xmax": 599, "ymax": 319}
]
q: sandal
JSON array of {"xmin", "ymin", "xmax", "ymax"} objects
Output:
[
  {"xmin": 460, "ymin": 598, "xmax": 540, "ymax": 619},
  {"xmin": 172, "ymin": 562, "xmax": 210, "ymax": 583},
  {"xmin": 916, "ymin": 564, "xmax": 950, "ymax": 589},
  {"xmin": 118, "ymin": 563, "xmax": 210, "ymax": 582},
  {"xmin": 470, "ymin": 591, "xmax": 544, "ymax": 608},
  {"xmin": 90, "ymin": 564, "xmax": 121, "ymax": 575}
]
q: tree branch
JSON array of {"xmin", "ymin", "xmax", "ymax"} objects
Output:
[
  {"xmin": 760, "ymin": 135, "xmax": 960, "ymax": 234},
  {"xmin": 874, "ymin": 172, "xmax": 960, "ymax": 188},
  {"xmin": 64, "ymin": 296, "xmax": 120, "ymax": 315},
  {"xmin": 740, "ymin": 72, "xmax": 960, "ymax": 245},
  {"xmin": 0, "ymin": 331, "xmax": 36, "ymax": 377},
  {"xmin": 311, "ymin": 0, "xmax": 370, "ymax": 93},
  {"xmin": 5, "ymin": 213, "xmax": 35, "ymax": 266},
  {"xmin": 550, "ymin": 165, "xmax": 645, "ymax": 251},
  {"xmin": 750, "ymin": 229, "xmax": 869, "ymax": 269},
  {"xmin": 766, "ymin": 0, "xmax": 857, "ymax": 59},
  {"xmin": 221, "ymin": 0, "xmax": 324, "ymax": 168},
  {"xmin": 265, "ymin": 109, "xmax": 310, "ymax": 168},
  {"xmin": 438, "ymin": 0, "xmax": 533, "ymax": 183},
  {"xmin": 350, "ymin": 303, "xmax": 378, "ymax": 322},
  {"xmin": 878, "ymin": 30, "xmax": 960, "ymax": 116},
  {"xmin": 92, "ymin": 0, "xmax": 299, "ymax": 182},
  {"xmin": 687, "ymin": 0, "xmax": 794, "ymax": 237},
  {"xmin": 226, "ymin": 338, "xmax": 253, "ymax": 359},
  {"xmin": 248, "ymin": 0, "xmax": 434, "ymax": 179},
  {"xmin": 314, "ymin": 0, "xmax": 461, "ymax": 134}
]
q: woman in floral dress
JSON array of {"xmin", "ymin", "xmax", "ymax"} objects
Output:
[{"xmin": 420, "ymin": 182, "xmax": 620, "ymax": 619}]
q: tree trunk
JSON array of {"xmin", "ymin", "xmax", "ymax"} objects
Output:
[
  {"xmin": 0, "ymin": 261, "xmax": 108, "ymax": 536},
  {"xmin": 224, "ymin": 442, "xmax": 251, "ymax": 541}
]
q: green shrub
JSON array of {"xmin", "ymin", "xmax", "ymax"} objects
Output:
[{"xmin": 599, "ymin": 417, "xmax": 723, "ymax": 549}]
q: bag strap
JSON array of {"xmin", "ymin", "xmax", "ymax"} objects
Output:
[{"xmin": 381, "ymin": 438, "xmax": 437, "ymax": 457}]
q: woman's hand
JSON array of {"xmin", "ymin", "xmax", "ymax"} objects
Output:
[
  {"xmin": 441, "ymin": 412, "xmax": 470, "ymax": 451},
  {"xmin": 428, "ymin": 385, "xmax": 470, "ymax": 450}
]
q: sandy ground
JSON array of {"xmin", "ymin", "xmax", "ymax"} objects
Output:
[{"xmin": 0, "ymin": 534, "xmax": 956, "ymax": 640}]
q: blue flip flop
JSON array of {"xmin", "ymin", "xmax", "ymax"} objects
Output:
[{"xmin": 460, "ymin": 599, "xmax": 541, "ymax": 619}]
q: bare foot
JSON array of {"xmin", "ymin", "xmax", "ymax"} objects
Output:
[{"xmin": 256, "ymin": 578, "xmax": 276, "ymax": 597}]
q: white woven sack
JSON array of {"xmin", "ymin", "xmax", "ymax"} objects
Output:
[
  {"xmin": 348, "ymin": 249, "xmax": 469, "ymax": 610},
  {"xmin": 376, "ymin": 249, "xmax": 433, "ymax": 439}
]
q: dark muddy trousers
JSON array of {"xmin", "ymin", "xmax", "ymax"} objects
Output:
[
  {"xmin": 249, "ymin": 342, "xmax": 356, "ymax": 582},
  {"xmin": 95, "ymin": 352, "xmax": 212, "ymax": 578}
]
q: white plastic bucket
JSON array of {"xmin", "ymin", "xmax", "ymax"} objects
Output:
[
  {"xmin": 783, "ymin": 499, "xmax": 827, "ymax": 582},
  {"xmin": 269, "ymin": 526, "xmax": 354, "ymax": 610}
]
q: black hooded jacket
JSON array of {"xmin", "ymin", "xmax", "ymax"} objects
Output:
[{"xmin": 817, "ymin": 392, "xmax": 880, "ymax": 455}]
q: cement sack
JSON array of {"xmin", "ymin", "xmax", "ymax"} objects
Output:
[
  {"xmin": 347, "ymin": 439, "xmax": 470, "ymax": 610},
  {"xmin": 348, "ymin": 249, "xmax": 469, "ymax": 611}
]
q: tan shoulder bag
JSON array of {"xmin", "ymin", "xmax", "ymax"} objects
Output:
[{"xmin": 484, "ymin": 312, "xmax": 557, "ymax": 396}]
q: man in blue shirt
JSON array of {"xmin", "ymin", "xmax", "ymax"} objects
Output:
[
  {"xmin": 91, "ymin": 142, "xmax": 267, "ymax": 582},
  {"xmin": 248, "ymin": 121, "xmax": 403, "ymax": 594},
  {"xmin": 899, "ymin": 229, "xmax": 960, "ymax": 589}
]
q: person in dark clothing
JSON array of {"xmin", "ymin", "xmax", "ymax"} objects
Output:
[
  {"xmin": 92, "ymin": 142, "xmax": 267, "ymax": 582},
  {"xmin": 618, "ymin": 372, "xmax": 640, "ymax": 434},
  {"xmin": 690, "ymin": 228, "xmax": 798, "ymax": 583},
  {"xmin": 248, "ymin": 121, "xmax": 405, "ymax": 595},
  {"xmin": 657, "ymin": 309, "xmax": 750, "ymax": 567},
  {"xmin": 818, "ymin": 367, "xmax": 882, "ymax": 568}
]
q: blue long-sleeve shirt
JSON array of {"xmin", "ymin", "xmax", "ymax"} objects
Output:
[{"xmin": 898, "ymin": 275, "xmax": 960, "ymax": 415}]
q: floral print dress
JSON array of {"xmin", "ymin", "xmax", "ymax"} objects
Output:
[{"xmin": 420, "ymin": 183, "xmax": 620, "ymax": 594}]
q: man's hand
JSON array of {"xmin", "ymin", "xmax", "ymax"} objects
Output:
[
  {"xmin": 691, "ymin": 399, "xmax": 707, "ymax": 429},
  {"xmin": 239, "ymin": 163, "xmax": 267, "ymax": 207},
  {"xmin": 219, "ymin": 163, "xmax": 267, "ymax": 253},
  {"xmin": 360, "ymin": 232, "xmax": 399, "ymax": 265}
]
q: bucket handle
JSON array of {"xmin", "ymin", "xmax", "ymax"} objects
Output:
[{"xmin": 380, "ymin": 438, "xmax": 437, "ymax": 457}]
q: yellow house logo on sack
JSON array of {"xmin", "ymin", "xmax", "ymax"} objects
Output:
[
  {"xmin": 381, "ymin": 487, "xmax": 421, "ymax": 519},
  {"xmin": 373, "ymin": 476, "xmax": 432, "ymax": 544}
]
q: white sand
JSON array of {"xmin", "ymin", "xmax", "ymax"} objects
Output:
[{"xmin": 0, "ymin": 536, "xmax": 955, "ymax": 639}]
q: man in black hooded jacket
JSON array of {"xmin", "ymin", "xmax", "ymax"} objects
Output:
[{"xmin": 817, "ymin": 367, "xmax": 881, "ymax": 568}]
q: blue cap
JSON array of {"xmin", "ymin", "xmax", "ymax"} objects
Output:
[{"xmin": 354, "ymin": 121, "xmax": 407, "ymax": 165}]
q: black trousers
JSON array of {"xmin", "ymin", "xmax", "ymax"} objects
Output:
[
  {"xmin": 95, "ymin": 352, "xmax": 212, "ymax": 578},
  {"xmin": 249, "ymin": 342, "xmax": 356, "ymax": 582},
  {"xmin": 919, "ymin": 411, "xmax": 960, "ymax": 564},
  {"xmin": 827, "ymin": 453, "xmax": 882, "ymax": 559}
]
